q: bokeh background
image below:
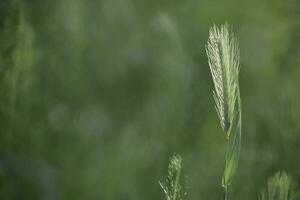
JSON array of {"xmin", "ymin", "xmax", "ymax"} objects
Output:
[{"xmin": 1, "ymin": 0, "xmax": 300, "ymax": 199}]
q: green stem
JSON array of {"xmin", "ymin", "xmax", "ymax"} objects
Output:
[{"xmin": 224, "ymin": 185, "xmax": 228, "ymax": 200}]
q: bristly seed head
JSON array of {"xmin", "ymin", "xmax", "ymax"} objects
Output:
[
  {"xmin": 160, "ymin": 155, "xmax": 183, "ymax": 200},
  {"xmin": 206, "ymin": 23, "xmax": 240, "ymax": 137},
  {"xmin": 260, "ymin": 172, "xmax": 292, "ymax": 200}
]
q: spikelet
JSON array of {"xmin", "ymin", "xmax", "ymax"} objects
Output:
[
  {"xmin": 160, "ymin": 155, "xmax": 183, "ymax": 200},
  {"xmin": 260, "ymin": 172, "xmax": 291, "ymax": 200},
  {"xmin": 206, "ymin": 23, "xmax": 240, "ymax": 137}
]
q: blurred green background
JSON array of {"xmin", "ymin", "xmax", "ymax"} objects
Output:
[{"xmin": 1, "ymin": 0, "xmax": 300, "ymax": 199}]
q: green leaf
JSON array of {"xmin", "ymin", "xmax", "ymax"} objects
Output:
[{"xmin": 222, "ymin": 117, "xmax": 241, "ymax": 187}]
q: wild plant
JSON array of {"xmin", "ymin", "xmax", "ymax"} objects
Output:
[
  {"xmin": 160, "ymin": 155, "xmax": 183, "ymax": 200},
  {"xmin": 206, "ymin": 23, "xmax": 242, "ymax": 200},
  {"xmin": 260, "ymin": 172, "xmax": 300, "ymax": 200},
  {"xmin": 160, "ymin": 24, "xmax": 300, "ymax": 200}
]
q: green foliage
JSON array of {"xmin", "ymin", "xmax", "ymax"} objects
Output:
[{"xmin": 160, "ymin": 155, "xmax": 183, "ymax": 200}]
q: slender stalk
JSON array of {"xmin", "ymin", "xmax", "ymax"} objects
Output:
[
  {"xmin": 224, "ymin": 185, "xmax": 228, "ymax": 200},
  {"xmin": 223, "ymin": 137, "xmax": 230, "ymax": 200}
]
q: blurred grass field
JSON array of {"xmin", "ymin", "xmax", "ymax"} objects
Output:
[{"xmin": 1, "ymin": 0, "xmax": 300, "ymax": 199}]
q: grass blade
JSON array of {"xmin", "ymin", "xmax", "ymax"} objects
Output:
[{"xmin": 223, "ymin": 116, "xmax": 241, "ymax": 186}]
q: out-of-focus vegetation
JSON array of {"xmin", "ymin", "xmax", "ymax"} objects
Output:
[
  {"xmin": 260, "ymin": 172, "xmax": 293, "ymax": 200},
  {"xmin": 0, "ymin": 0, "xmax": 300, "ymax": 199},
  {"xmin": 160, "ymin": 155, "xmax": 183, "ymax": 200}
]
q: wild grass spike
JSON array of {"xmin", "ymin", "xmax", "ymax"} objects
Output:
[
  {"xmin": 206, "ymin": 23, "xmax": 240, "ymax": 137},
  {"xmin": 160, "ymin": 155, "xmax": 183, "ymax": 200},
  {"xmin": 260, "ymin": 172, "xmax": 291, "ymax": 200},
  {"xmin": 206, "ymin": 23, "xmax": 242, "ymax": 200}
]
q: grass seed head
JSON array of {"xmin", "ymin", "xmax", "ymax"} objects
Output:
[
  {"xmin": 206, "ymin": 23, "xmax": 240, "ymax": 137},
  {"xmin": 260, "ymin": 172, "xmax": 292, "ymax": 200}
]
